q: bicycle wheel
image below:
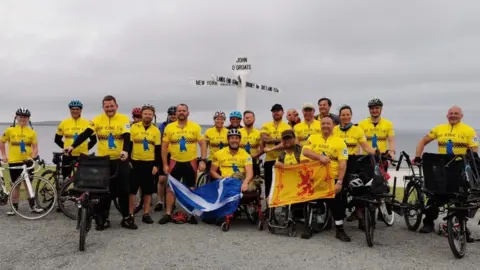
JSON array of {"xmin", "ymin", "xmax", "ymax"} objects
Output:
[
  {"xmin": 364, "ymin": 207, "xmax": 375, "ymax": 247},
  {"xmin": 196, "ymin": 172, "xmax": 208, "ymax": 188},
  {"xmin": 58, "ymin": 177, "xmax": 79, "ymax": 220},
  {"xmin": 10, "ymin": 176, "xmax": 57, "ymax": 220},
  {"xmin": 36, "ymin": 169, "xmax": 56, "ymax": 210},
  {"xmin": 113, "ymin": 197, "xmax": 121, "ymax": 213},
  {"xmin": 79, "ymin": 207, "xmax": 87, "ymax": 251},
  {"xmin": 402, "ymin": 182, "xmax": 424, "ymax": 231},
  {"xmin": 447, "ymin": 214, "xmax": 466, "ymax": 258},
  {"xmin": 379, "ymin": 200, "xmax": 395, "ymax": 226}
]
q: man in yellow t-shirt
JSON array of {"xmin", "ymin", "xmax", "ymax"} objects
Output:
[
  {"xmin": 239, "ymin": 110, "xmax": 264, "ymax": 177},
  {"xmin": 301, "ymin": 115, "xmax": 351, "ymax": 242},
  {"xmin": 128, "ymin": 104, "xmax": 161, "ymax": 224},
  {"xmin": 414, "ymin": 106, "xmax": 479, "ymax": 234},
  {"xmin": 159, "ymin": 103, "xmax": 207, "ymax": 225},
  {"xmin": 294, "ymin": 103, "xmax": 321, "ymax": 146},
  {"xmin": 55, "ymin": 100, "xmax": 97, "ymax": 179},
  {"xmin": 261, "ymin": 104, "xmax": 292, "ymax": 199}
]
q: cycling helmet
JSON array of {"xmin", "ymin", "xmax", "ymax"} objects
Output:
[
  {"xmin": 213, "ymin": 111, "xmax": 226, "ymax": 119},
  {"xmin": 167, "ymin": 106, "xmax": 176, "ymax": 115},
  {"xmin": 142, "ymin": 104, "xmax": 155, "ymax": 112},
  {"xmin": 368, "ymin": 98, "xmax": 383, "ymax": 107},
  {"xmin": 68, "ymin": 100, "xmax": 83, "ymax": 109},
  {"xmin": 229, "ymin": 111, "xmax": 242, "ymax": 119},
  {"xmin": 132, "ymin": 107, "xmax": 142, "ymax": 116},
  {"xmin": 15, "ymin": 107, "xmax": 31, "ymax": 117},
  {"xmin": 349, "ymin": 178, "xmax": 364, "ymax": 188},
  {"xmin": 227, "ymin": 128, "xmax": 242, "ymax": 138}
]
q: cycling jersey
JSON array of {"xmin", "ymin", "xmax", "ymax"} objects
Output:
[
  {"xmin": 56, "ymin": 117, "xmax": 92, "ymax": 156},
  {"xmin": 427, "ymin": 122, "xmax": 478, "ymax": 154},
  {"xmin": 358, "ymin": 117, "xmax": 394, "ymax": 153},
  {"xmin": 163, "ymin": 120, "xmax": 203, "ymax": 162},
  {"xmin": 261, "ymin": 121, "xmax": 292, "ymax": 161},
  {"xmin": 204, "ymin": 127, "xmax": 228, "ymax": 160},
  {"xmin": 301, "ymin": 134, "xmax": 348, "ymax": 179},
  {"xmin": 0, "ymin": 126, "xmax": 37, "ymax": 163},
  {"xmin": 89, "ymin": 113, "xmax": 130, "ymax": 159},
  {"xmin": 130, "ymin": 122, "xmax": 161, "ymax": 161},
  {"xmin": 333, "ymin": 125, "xmax": 367, "ymax": 155},
  {"xmin": 212, "ymin": 148, "xmax": 252, "ymax": 177},
  {"xmin": 239, "ymin": 127, "xmax": 262, "ymax": 157},
  {"xmin": 293, "ymin": 120, "xmax": 321, "ymax": 146}
]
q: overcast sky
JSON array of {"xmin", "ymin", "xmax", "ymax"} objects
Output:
[{"xmin": 1, "ymin": 0, "xmax": 480, "ymax": 130}]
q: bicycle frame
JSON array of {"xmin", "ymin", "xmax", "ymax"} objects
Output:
[{"xmin": 0, "ymin": 159, "xmax": 42, "ymax": 199}]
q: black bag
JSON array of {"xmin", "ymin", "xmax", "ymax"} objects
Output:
[
  {"xmin": 422, "ymin": 153, "xmax": 463, "ymax": 195},
  {"xmin": 74, "ymin": 155, "xmax": 111, "ymax": 193}
]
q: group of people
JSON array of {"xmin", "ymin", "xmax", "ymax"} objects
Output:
[{"xmin": 0, "ymin": 95, "xmax": 477, "ymax": 242}]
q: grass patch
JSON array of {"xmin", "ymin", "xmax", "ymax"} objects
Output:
[{"xmin": 1, "ymin": 165, "xmax": 54, "ymax": 190}]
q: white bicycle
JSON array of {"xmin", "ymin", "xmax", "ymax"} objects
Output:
[{"xmin": 0, "ymin": 158, "xmax": 57, "ymax": 219}]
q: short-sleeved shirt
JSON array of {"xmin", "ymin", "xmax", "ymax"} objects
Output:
[
  {"xmin": 1, "ymin": 126, "xmax": 38, "ymax": 163},
  {"xmin": 427, "ymin": 122, "xmax": 478, "ymax": 155},
  {"xmin": 358, "ymin": 117, "xmax": 395, "ymax": 153},
  {"xmin": 56, "ymin": 117, "xmax": 92, "ymax": 156},
  {"xmin": 204, "ymin": 127, "xmax": 228, "ymax": 160},
  {"xmin": 239, "ymin": 127, "xmax": 262, "ymax": 157},
  {"xmin": 89, "ymin": 113, "xmax": 130, "ymax": 160},
  {"xmin": 333, "ymin": 125, "xmax": 367, "ymax": 155},
  {"xmin": 261, "ymin": 121, "xmax": 292, "ymax": 161},
  {"xmin": 277, "ymin": 144, "xmax": 302, "ymax": 165},
  {"xmin": 294, "ymin": 120, "xmax": 321, "ymax": 146},
  {"xmin": 212, "ymin": 148, "xmax": 252, "ymax": 177},
  {"xmin": 130, "ymin": 122, "xmax": 161, "ymax": 161},
  {"xmin": 300, "ymin": 134, "xmax": 348, "ymax": 179},
  {"xmin": 163, "ymin": 120, "xmax": 204, "ymax": 162}
]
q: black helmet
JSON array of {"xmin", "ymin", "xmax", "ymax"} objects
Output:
[
  {"xmin": 368, "ymin": 98, "xmax": 383, "ymax": 108},
  {"xmin": 167, "ymin": 106, "xmax": 176, "ymax": 115},
  {"xmin": 227, "ymin": 128, "xmax": 241, "ymax": 138},
  {"xmin": 16, "ymin": 107, "xmax": 31, "ymax": 117}
]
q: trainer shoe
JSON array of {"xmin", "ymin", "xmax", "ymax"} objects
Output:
[
  {"xmin": 158, "ymin": 214, "xmax": 172, "ymax": 224},
  {"xmin": 30, "ymin": 205, "xmax": 44, "ymax": 213},
  {"xmin": 142, "ymin": 214, "xmax": 154, "ymax": 224},
  {"xmin": 419, "ymin": 223, "xmax": 434, "ymax": 234},
  {"xmin": 335, "ymin": 228, "xmax": 351, "ymax": 242},
  {"xmin": 6, "ymin": 209, "xmax": 16, "ymax": 216},
  {"xmin": 188, "ymin": 215, "xmax": 198, "ymax": 225},
  {"xmin": 121, "ymin": 215, "xmax": 138, "ymax": 230},
  {"xmin": 154, "ymin": 202, "xmax": 164, "ymax": 212}
]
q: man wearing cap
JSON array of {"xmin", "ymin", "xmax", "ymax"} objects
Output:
[
  {"xmin": 261, "ymin": 104, "xmax": 292, "ymax": 202},
  {"xmin": 294, "ymin": 103, "xmax": 321, "ymax": 146},
  {"xmin": 314, "ymin": 97, "xmax": 340, "ymax": 125},
  {"xmin": 286, "ymin": 109, "xmax": 301, "ymax": 128}
]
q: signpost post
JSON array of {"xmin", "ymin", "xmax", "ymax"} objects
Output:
[{"xmin": 194, "ymin": 56, "xmax": 280, "ymax": 112}]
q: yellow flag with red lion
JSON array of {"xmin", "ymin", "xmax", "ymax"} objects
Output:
[{"xmin": 268, "ymin": 162, "xmax": 335, "ymax": 208}]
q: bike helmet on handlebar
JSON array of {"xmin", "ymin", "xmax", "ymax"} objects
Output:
[
  {"xmin": 229, "ymin": 111, "xmax": 242, "ymax": 119},
  {"xmin": 227, "ymin": 128, "xmax": 242, "ymax": 138},
  {"xmin": 132, "ymin": 107, "xmax": 142, "ymax": 116},
  {"xmin": 368, "ymin": 98, "xmax": 383, "ymax": 108},
  {"xmin": 349, "ymin": 178, "xmax": 364, "ymax": 188},
  {"xmin": 167, "ymin": 106, "xmax": 176, "ymax": 115},
  {"xmin": 68, "ymin": 100, "xmax": 83, "ymax": 109},
  {"xmin": 16, "ymin": 107, "xmax": 31, "ymax": 117},
  {"xmin": 214, "ymin": 111, "xmax": 226, "ymax": 120}
]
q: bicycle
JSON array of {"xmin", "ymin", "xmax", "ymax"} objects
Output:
[{"xmin": 0, "ymin": 158, "xmax": 57, "ymax": 219}]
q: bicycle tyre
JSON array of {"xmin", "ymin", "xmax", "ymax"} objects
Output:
[
  {"xmin": 79, "ymin": 207, "xmax": 87, "ymax": 251},
  {"xmin": 58, "ymin": 177, "xmax": 78, "ymax": 220},
  {"xmin": 10, "ymin": 176, "xmax": 57, "ymax": 220},
  {"xmin": 364, "ymin": 207, "xmax": 375, "ymax": 247},
  {"xmin": 379, "ymin": 200, "xmax": 395, "ymax": 227},
  {"xmin": 36, "ymin": 169, "xmax": 56, "ymax": 210},
  {"xmin": 447, "ymin": 215, "xmax": 466, "ymax": 258},
  {"xmin": 402, "ymin": 182, "xmax": 424, "ymax": 231},
  {"xmin": 113, "ymin": 198, "xmax": 121, "ymax": 213},
  {"xmin": 196, "ymin": 172, "xmax": 208, "ymax": 188}
]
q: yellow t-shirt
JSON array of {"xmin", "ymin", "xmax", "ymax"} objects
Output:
[
  {"xmin": 1, "ymin": 126, "xmax": 37, "ymax": 163},
  {"xmin": 239, "ymin": 127, "xmax": 262, "ymax": 157},
  {"xmin": 261, "ymin": 121, "xmax": 292, "ymax": 161},
  {"xmin": 163, "ymin": 120, "xmax": 204, "ymax": 162},
  {"xmin": 427, "ymin": 122, "xmax": 478, "ymax": 155},
  {"xmin": 333, "ymin": 125, "xmax": 367, "ymax": 155},
  {"xmin": 212, "ymin": 148, "xmax": 252, "ymax": 177},
  {"xmin": 300, "ymin": 134, "xmax": 348, "ymax": 179},
  {"xmin": 204, "ymin": 127, "xmax": 228, "ymax": 160},
  {"xmin": 293, "ymin": 120, "xmax": 321, "ymax": 146},
  {"xmin": 89, "ymin": 113, "xmax": 130, "ymax": 160},
  {"xmin": 277, "ymin": 151, "xmax": 299, "ymax": 165},
  {"xmin": 56, "ymin": 117, "xmax": 92, "ymax": 156},
  {"xmin": 358, "ymin": 117, "xmax": 395, "ymax": 153},
  {"xmin": 130, "ymin": 122, "xmax": 161, "ymax": 161}
]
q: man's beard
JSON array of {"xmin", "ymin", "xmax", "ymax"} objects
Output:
[{"xmin": 143, "ymin": 119, "xmax": 152, "ymax": 126}]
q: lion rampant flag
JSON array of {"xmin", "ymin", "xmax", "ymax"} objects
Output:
[{"xmin": 268, "ymin": 162, "xmax": 335, "ymax": 208}]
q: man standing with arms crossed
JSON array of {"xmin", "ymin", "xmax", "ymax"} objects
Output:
[{"xmin": 158, "ymin": 104, "xmax": 207, "ymax": 224}]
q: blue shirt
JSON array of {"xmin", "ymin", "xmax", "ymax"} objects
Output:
[{"xmin": 158, "ymin": 120, "xmax": 172, "ymax": 138}]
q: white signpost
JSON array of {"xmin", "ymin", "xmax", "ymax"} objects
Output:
[{"xmin": 194, "ymin": 56, "xmax": 280, "ymax": 113}]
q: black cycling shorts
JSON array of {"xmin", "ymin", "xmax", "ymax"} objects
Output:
[
  {"xmin": 130, "ymin": 160, "xmax": 156, "ymax": 195},
  {"xmin": 169, "ymin": 159, "xmax": 197, "ymax": 188},
  {"xmin": 252, "ymin": 158, "xmax": 261, "ymax": 177},
  {"xmin": 8, "ymin": 163, "xmax": 34, "ymax": 183}
]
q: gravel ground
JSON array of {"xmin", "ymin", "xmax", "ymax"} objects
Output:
[{"xmin": 1, "ymin": 205, "xmax": 480, "ymax": 270}]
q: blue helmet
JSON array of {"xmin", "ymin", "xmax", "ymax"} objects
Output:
[
  {"xmin": 68, "ymin": 100, "xmax": 83, "ymax": 109},
  {"xmin": 229, "ymin": 111, "xmax": 242, "ymax": 119}
]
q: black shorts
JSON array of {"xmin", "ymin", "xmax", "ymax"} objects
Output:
[
  {"xmin": 130, "ymin": 160, "xmax": 156, "ymax": 195},
  {"xmin": 157, "ymin": 153, "xmax": 171, "ymax": 176},
  {"xmin": 169, "ymin": 159, "xmax": 197, "ymax": 188},
  {"xmin": 9, "ymin": 163, "xmax": 33, "ymax": 183},
  {"xmin": 252, "ymin": 158, "xmax": 261, "ymax": 177}
]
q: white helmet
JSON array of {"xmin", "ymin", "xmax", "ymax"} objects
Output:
[{"xmin": 349, "ymin": 178, "xmax": 364, "ymax": 188}]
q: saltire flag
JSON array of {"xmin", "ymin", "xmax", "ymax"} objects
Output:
[
  {"xmin": 168, "ymin": 175, "xmax": 243, "ymax": 220},
  {"xmin": 268, "ymin": 162, "xmax": 335, "ymax": 208}
]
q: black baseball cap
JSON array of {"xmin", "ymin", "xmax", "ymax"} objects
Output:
[
  {"xmin": 281, "ymin": 130, "xmax": 295, "ymax": 139},
  {"xmin": 271, "ymin": 104, "xmax": 283, "ymax": 112}
]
